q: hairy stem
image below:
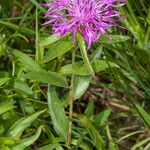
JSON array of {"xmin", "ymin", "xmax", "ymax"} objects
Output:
[{"xmin": 67, "ymin": 47, "xmax": 76, "ymax": 149}]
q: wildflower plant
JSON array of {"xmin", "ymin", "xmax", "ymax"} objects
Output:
[
  {"xmin": 1, "ymin": 0, "xmax": 150, "ymax": 150},
  {"xmin": 43, "ymin": 0, "xmax": 126, "ymax": 148}
]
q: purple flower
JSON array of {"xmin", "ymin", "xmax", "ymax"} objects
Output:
[{"xmin": 43, "ymin": 0, "xmax": 125, "ymax": 48}]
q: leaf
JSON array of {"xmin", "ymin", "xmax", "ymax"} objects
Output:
[
  {"xmin": 28, "ymin": 70, "xmax": 68, "ymax": 88},
  {"xmin": 72, "ymin": 139, "xmax": 92, "ymax": 150},
  {"xmin": 117, "ymin": 131, "xmax": 142, "ymax": 143},
  {"xmin": 0, "ymin": 100, "xmax": 16, "ymax": 115},
  {"xmin": 13, "ymin": 50, "xmax": 42, "ymax": 72},
  {"xmin": 99, "ymin": 35, "xmax": 130, "ymax": 44},
  {"xmin": 109, "ymin": 142, "xmax": 119, "ymax": 150},
  {"xmin": 131, "ymin": 137, "xmax": 150, "ymax": 150},
  {"xmin": 0, "ymin": 77, "xmax": 10, "ymax": 86},
  {"xmin": 135, "ymin": 103, "xmax": 150, "ymax": 131},
  {"xmin": 14, "ymin": 80, "xmax": 33, "ymax": 95},
  {"xmin": 7, "ymin": 110, "xmax": 46, "ymax": 138},
  {"xmin": 11, "ymin": 125, "xmax": 43, "ymax": 150},
  {"xmin": 47, "ymin": 86, "xmax": 69, "ymax": 141},
  {"xmin": 59, "ymin": 60, "xmax": 119, "ymax": 76},
  {"xmin": 39, "ymin": 34, "xmax": 61, "ymax": 47},
  {"xmin": 0, "ymin": 137, "xmax": 15, "ymax": 145},
  {"xmin": 0, "ymin": 21, "xmax": 35, "ymax": 36},
  {"xmin": 77, "ymin": 34, "xmax": 94, "ymax": 76},
  {"xmin": 37, "ymin": 144, "xmax": 63, "ymax": 150},
  {"xmin": 41, "ymin": 40, "xmax": 74, "ymax": 63},
  {"xmin": 84, "ymin": 100, "xmax": 94, "ymax": 118},
  {"xmin": 61, "ymin": 76, "xmax": 91, "ymax": 107},
  {"xmin": 74, "ymin": 114, "xmax": 105, "ymax": 150},
  {"xmin": 93, "ymin": 109, "xmax": 112, "ymax": 126}
]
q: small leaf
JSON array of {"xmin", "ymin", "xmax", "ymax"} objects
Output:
[
  {"xmin": 39, "ymin": 34, "xmax": 61, "ymax": 47},
  {"xmin": 0, "ymin": 137, "xmax": 15, "ymax": 145},
  {"xmin": 41, "ymin": 40, "xmax": 74, "ymax": 63},
  {"xmin": 11, "ymin": 125, "xmax": 43, "ymax": 150},
  {"xmin": 28, "ymin": 70, "xmax": 68, "ymax": 88},
  {"xmin": 84, "ymin": 100, "xmax": 94, "ymax": 118},
  {"xmin": 7, "ymin": 110, "xmax": 46, "ymax": 138},
  {"xmin": 47, "ymin": 86, "xmax": 69, "ymax": 141},
  {"xmin": 14, "ymin": 80, "xmax": 33, "ymax": 95},
  {"xmin": 93, "ymin": 109, "xmax": 112, "ymax": 126},
  {"xmin": 13, "ymin": 50, "xmax": 42, "ymax": 72},
  {"xmin": 0, "ymin": 77, "xmax": 10, "ymax": 86},
  {"xmin": 0, "ymin": 100, "xmax": 15, "ymax": 115},
  {"xmin": 61, "ymin": 76, "xmax": 91, "ymax": 107},
  {"xmin": 135, "ymin": 103, "xmax": 150, "ymax": 131}
]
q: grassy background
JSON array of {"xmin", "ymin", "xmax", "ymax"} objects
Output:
[{"xmin": 0, "ymin": 0, "xmax": 150, "ymax": 149}]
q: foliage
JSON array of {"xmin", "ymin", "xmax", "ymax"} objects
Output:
[{"xmin": 0, "ymin": 0, "xmax": 150, "ymax": 149}]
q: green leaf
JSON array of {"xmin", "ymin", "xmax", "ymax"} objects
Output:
[
  {"xmin": 135, "ymin": 103, "xmax": 150, "ymax": 131},
  {"xmin": 99, "ymin": 35, "xmax": 130, "ymax": 44},
  {"xmin": 11, "ymin": 125, "xmax": 43, "ymax": 150},
  {"xmin": 109, "ymin": 142, "xmax": 119, "ymax": 150},
  {"xmin": 14, "ymin": 80, "xmax": 33, "ymax": 95},
  {"xmin": 7, "ymin": 110, "xmax": 46, "ymax": 138},
  {"xmin": 0, "ymin": 137, "xmax": 15, "ymax": 145},
  {"xmin": 28, "ymin": 70, "xmax": 68, "ymax": 88},
  {"xmin": 84, "ymin": 100, "xmax": 94, "ymax": 118},
  {"xmin": 75, "ymin": 114, "xmax": 105, "ymax": 150},
  {"xmin": 73, "ymin": 76, "xmax": 91, "ymax": 99},
  {"xmin": 47, "ymin": 86, "xmax": 69, "ymax": 141},
  {"xmin": 0, "ymin": 77, "xmax": 10, "ymax": 86},
  {"xmin": 13, "ymin": 50, "xmax": 42, "ymax": 72},
  {"xmin": 37, "ymin": 144, "xmax": 63, "ymax": 150},
  {"xmin": 59, "ymin": 60, "xmax": 119, "ymax": 76},
  {"xmin": 41, "ymin": 40, "xmax": 74, "ymax": 63},
  {"xmin": 131, "ymin": 137, "xmax": 150, "ymax": 150},
  {"xmin": 61, "ymin": 76, "xmax": 91, "ymax": 107},
  {"xmin": 76, "ymin": 34, "xmax": 94, "ymax": 76},
  {"xmin": 0, "ymin": 21, "xmax": 35, "ymax": 36},
  {"xmin": 0, "ymin": 100, "xmax": 16, "ymax": 115},
  {"xmin": 93, "ymin": 109, "xmax": 111, "ymax": 126},
  {"xmin": 39, "ymin": 34, "xmax": 61, "ymax": 47}
]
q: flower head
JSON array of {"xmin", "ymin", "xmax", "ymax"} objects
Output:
[{"xmin": 43, "ymin": 0, "xmax": 125, "ymax": 48}]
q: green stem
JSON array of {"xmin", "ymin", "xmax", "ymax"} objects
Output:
[{"xmin": 67, "ymin": 47, "xmax": 76, "ymax": 149}]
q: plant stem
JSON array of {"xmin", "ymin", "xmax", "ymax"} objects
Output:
[{"xmin": 67, "ymin": 47, "xmax": 76, "ymax": 149}]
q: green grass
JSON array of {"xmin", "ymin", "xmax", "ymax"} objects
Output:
[{"xmin": 0, "ymin": 0, "xmax": 150, "ymax": 149}]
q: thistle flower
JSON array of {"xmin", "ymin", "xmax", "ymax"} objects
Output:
[{"xmin": 43, "ymin": 0, "xmax": 125, "ymax": 48}]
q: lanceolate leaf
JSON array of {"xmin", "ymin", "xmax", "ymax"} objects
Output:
[
  {"xmin": 13, "ymin": 50, "xmax": 42, "ymax": 72},
  {"xmin": 7, "ymin": 110, "xmax": 46, "ymax": 138},
  {"xmin": 41, "ymin": 40, "xmax": 74, "ymax": 63},
  {"xmin": 0, "ymin": 100, "xmax": 16, "ymax": 115},
  {"xmin": 11, "ymin": 125, "xmax": 43, "ymax": 150},
  {"xmin": 28, "ymin": 70, "xmax": 68, "ymax": 88},
  {"xmin": 47, "ymin": 86, "xmax": 69, "ymax": 141},
  {"xmin": 61, "ymin": 76, "xmax": 91, "ymax": 107},
  {"xmin": 0, "ymin": 77, "xmax": 10, "ymax": 86},
  {"xmin": 39, "ymin": 33, "xmax": 61, "ymax": 47}
]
